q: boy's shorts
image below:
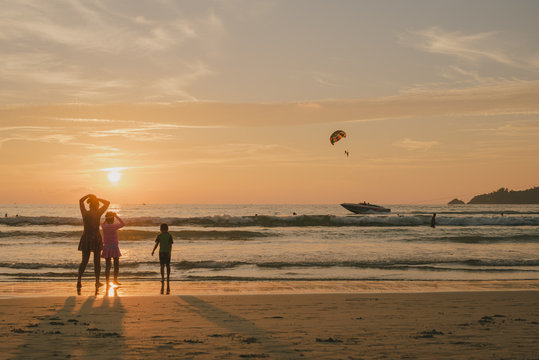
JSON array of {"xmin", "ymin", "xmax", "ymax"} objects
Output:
[{"xmin": 159, "ymin": 252, "xmax": 171, "ymax": 265}]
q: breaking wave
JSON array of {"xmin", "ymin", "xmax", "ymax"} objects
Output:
[
  {"xmin": 2, "ymin": 259, "xmax": 538, "ymax": 271},
  {"xmin": 1, "ymin": 214, "xmax": 538, "ymax": 227},
  {"xmin": 0, "ymin": 229, "xmax": 272, "ymax": 241}
]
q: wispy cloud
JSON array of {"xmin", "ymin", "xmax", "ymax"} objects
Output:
[
  {"xmin": 0, "ymin": 53, "xmax": 127, "ymax": 94},
  {"xmin": 312, "ymin": 71, "xmax": 341, "ymax": 87},
  {"xmin": 200, "ymin": 143, "xmax": 293, "ymax": 156},
  {"xmin": 151, "ymin": 62, "xmax": 215, "ymax": 101},
  {"xmin": 54, "ymin": 117, "xmax": 229, "ymax": 130},
  {"xmin": 2, "ymin": 80, "xmax": 539, "ymax": 127},
  {"xmin": 87, "ymin": 127, "xmax": 175, "ymax": 142},
  {"xmin": 400, "ymin": 27, "xmax": 539, "ymax": 72},
  {"xmin": 0, "ymin": 1, "xmax": 222, "ymax": 104},
  {"xmin": 393, "ymin": 138, "xmax": 440, "ymax": 151},
  {"xmin": 0, "ymin": 125, "xmax": 119, "ymax": 152},
  {"xmin": 0, "ymin": 1, "xmax": 209, "ymax": 53},
  {"xmin": 457, "ymin": 119, "xmax": 539, "ymax": 137},
  {"xmin": 0, "ymin": 131, "xmax": 73, "ymax": 148}
]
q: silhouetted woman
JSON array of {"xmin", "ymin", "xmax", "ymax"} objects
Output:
[{"xmin": 77, "ymin": 194, "xmax": 110, "ymax": 289}]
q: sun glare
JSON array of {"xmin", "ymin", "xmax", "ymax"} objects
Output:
[{"xmin": 107, "ymin": 170, "xmax": 121, "ymax": 183}]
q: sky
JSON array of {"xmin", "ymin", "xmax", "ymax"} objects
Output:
[{"xmin": 1, "ymin": 0, "xmax": 538, "ymax": 204}]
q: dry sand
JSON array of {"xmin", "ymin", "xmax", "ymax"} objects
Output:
[{"xmin": 1, "ymin": 290, "xmax": 538, "ymax": 359}]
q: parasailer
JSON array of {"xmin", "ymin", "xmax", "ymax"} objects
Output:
[
  {"xmin": 330, "ymin": 130, "xmax": 346, "ymax": 145},
  {"xmin": 330, "ymin": 130, "xmax": 349, "ymax": 156}
]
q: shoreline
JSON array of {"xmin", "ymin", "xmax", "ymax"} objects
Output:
[{"xmin": 1, "ymin": 279, "xmax": 538, "ymax": 298}]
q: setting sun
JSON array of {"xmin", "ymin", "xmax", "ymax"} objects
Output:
[{"xmin": 107, "ymin": 170, "xmax": 122, "ymax": 184}]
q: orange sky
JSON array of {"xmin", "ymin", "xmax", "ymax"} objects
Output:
[{"xmin": 1, "ymin": 1, "xmax": 538, "ymax": 204}]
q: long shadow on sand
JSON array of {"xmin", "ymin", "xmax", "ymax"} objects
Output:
[
  {"xmin": 11, "ymin": 290, "xmax": 125, "ymax": 360},
  {"xmin": 179, "ymin": 295, "xmax": 299, "ymax": 359},
  {"xmin": 11, "ymin": 296, "xmax": 82, "ymax": 359}
]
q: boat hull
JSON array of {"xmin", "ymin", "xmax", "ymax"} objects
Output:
[{"xmin": 341, "ymin": 203, "xmax": 391, "ymax": 214}]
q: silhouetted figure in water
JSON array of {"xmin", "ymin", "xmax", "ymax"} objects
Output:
[
  {"xmin": 152, "ymin": 223, "xmax": 173, "ymax": 294},
  {"xmin": 77, "ymin": 194, "xmax": 110, "ymax": 290},
  {"xmin": 101, "ymin": 211, "xmax": 125, "ymax": 286},
  {"xmin": 430, "ymin": 213, "xmax": 436, "ymax": 228}
]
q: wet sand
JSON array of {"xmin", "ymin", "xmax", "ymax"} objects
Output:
[
  {"xmin": 1, "ymin": 290, "xmax": 538, "ymax": 359},
  {"xmin": 2, "ymin": 279, "xmax": 539, "ymax": 298}
]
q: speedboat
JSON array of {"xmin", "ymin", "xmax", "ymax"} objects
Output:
[{"xmin": 341, "ymin": 202, "xmax": 391, "ymax": 214}]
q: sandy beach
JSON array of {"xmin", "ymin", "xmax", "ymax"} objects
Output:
[{"xmin": 1, "ymin": 289, "xmax": 538, "ymax": 359}]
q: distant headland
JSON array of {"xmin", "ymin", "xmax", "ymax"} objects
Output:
[{"xmin": 450, "ymin": 187, "xmax": 539, "ymax": 205}]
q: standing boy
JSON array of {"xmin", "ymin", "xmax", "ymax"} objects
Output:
[{"xmin": 152, "ymin": 223, "xmax": 173, "ymax": 293}]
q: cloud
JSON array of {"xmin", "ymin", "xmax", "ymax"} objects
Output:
[
  {"xmin": 150, "ymin": 62, "xmax": 215, "ymax": 101},
  {"xmin": 0, "ymin": 131, "xmax": 73, "ymax": 148},
  {"xmin": 2, "ymin": 80, "xmax": 539, "ymax": 127},
  {"xmin": 457, "ymin": 119, "xmax": 539, "ymax": 137},
  {"xmin": 400, "ymin": 27, "xmax": 539, "ymax": 72},
  {"xmin": 0, "ymin": 1, "xmax": 206, "ymax": 53},
  {"xmin": 296, "ymin": 102, "xmax": 322, "ymax": 110},
  {"xmin": 0, "ymin": 1, "xmax": 222, "ymax": 104},
  {"xmin": 200, "ymin": 143, "xmax": 291, "ymax": 155},
  {"xmin": 393, "ymin": 138, "xmax": 440, "ymax": 151},
  {"xmin": 53, "ymin": 117, "xmax": 229, "ymax": 129},
  {"xmin": 312, "ymin": 71, "xmax": 341, "ymax": 87},
  {"xmin": 0, "ymin": 125, "xmax": 51, "ymax": 132},
  {"xmin": 0, "ymin": 53, "xmax": 127, "ymax": 94},
  {"xmin": 0, "ymin": 125, "xmax": 120, "ymax": 152}
]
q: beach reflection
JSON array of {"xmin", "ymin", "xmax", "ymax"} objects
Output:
[
  {"xmin": 106, "ymin": 283, "xmax": 120, "ymax": 297},
  {"xmin": 160, "ymin": 281, "xmax": 171, "ymax": 295}
]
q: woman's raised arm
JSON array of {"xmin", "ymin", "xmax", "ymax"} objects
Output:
[
  {"xmin": 79, "ymin": 194, "xmax": 92, "ymax": 214},
  {"xmin": 97, "ymin": 197, "xmax": 110, "ymax": 216}
]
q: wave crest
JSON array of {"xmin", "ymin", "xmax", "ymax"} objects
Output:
[{"xmin": 1, "ymin": 214, "xmax": 538, "ymax": 227}]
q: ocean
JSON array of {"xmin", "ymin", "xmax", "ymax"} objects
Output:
[{"xmin": 0, "ymin": 204, "xmax": 538, "ymax": 288}]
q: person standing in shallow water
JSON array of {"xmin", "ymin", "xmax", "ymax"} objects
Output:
[
  {"xmin": 77, "ymin": 194, "xmax": 110, "ymax": 289},
  {"xmin": 101, "ymin": 211, "xmax": 125, "ymax": 286},
  {"xmin": 152, "ymin": 223, "xmax": 173, "ymax": 294}
]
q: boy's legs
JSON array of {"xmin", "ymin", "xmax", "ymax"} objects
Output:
[
  {"xmin": 165, "ymin": 256, "xmax": 171, "ymax": 294},
  {"xmin": 77, "ymin": 251, "xmax": 91, "ymax": 287},
  {"xmin": 160, "ymin": 263, "xmax": 165, "ymax": 282},
  {"xmin": 159, "ymin": 252, "xmax": 169, "ymax": 282}
]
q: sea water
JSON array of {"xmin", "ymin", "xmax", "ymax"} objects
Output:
[{"xmin": 0, "ymin": 204, "xmax": 538, "ymax": 284}]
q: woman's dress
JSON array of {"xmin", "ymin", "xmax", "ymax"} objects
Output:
[{"xmin": 78, "ymin": 212, "xmax": 103, "ymax": 253}]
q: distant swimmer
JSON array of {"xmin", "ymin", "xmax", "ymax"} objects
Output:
[{"xmin": 430, "ymin": 213, "xmax": 436, "ymax": 228}]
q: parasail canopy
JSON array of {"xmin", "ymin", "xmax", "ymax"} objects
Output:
[{"xmin": 330, "ymin": 130, "xmax": 346, "ymax": 145}]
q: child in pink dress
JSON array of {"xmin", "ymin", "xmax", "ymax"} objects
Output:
[{"xmin": 101, "ymin": 211, "xmax": 125, "ymax": 286}]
